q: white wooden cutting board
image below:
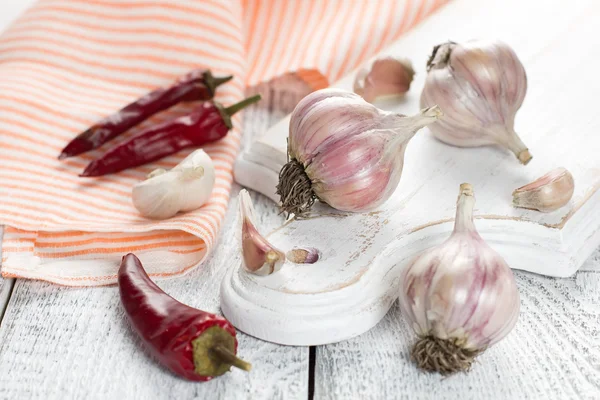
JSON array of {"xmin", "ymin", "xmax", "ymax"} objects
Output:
[{"xmin": 222, "ymin": 0, "xmax": 600, "ymax": 346}]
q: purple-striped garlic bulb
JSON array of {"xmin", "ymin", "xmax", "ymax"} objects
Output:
[
  {"xmin": 238, "ymin": 189, "xmax": 285, "ymax": 276},
  {"xmin": 399, "ymin": 183, "xmax": 520, "ymax": 374},
  {"xmin": 421, "ymin": 40, "xmax": 532, "ymax": 165},
  {"xmin": 276, "ymin": 88, "xmax": 441, "ymax": 216}
]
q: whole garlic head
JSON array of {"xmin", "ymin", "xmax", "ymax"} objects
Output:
[
  {"xmin": 421, "ymin": 40, "xmax": 532, "ymax": 164},
  {"xmin": 132, "ymin": 149, "xmax": 216, "ymax": 219}
]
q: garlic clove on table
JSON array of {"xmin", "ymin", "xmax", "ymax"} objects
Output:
[
  {"xmin": 238, "ymin": 189, "xmax": 285, "ymax": 276},
  {"xmin": 353, "ymin": 57, "xmax": 415, "ymax": 103},
  {"xmin": 512, "ymin": 167, "xmax": 575, "ymax": 212},
  {"xmin": 132, "ymin": 149, "xmax": 216, "ymax": 219}
]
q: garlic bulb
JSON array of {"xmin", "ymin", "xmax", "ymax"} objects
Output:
[
  {"xmin": 132, "ymin": 149, "xmax": 215, "ymax": 219},
  {"xmin": 421, "ymin": 40, "xmax": 532, "ymax": 164},
  {"xmin": 353, "ymin": 57, "xmax": 415, "ymax": 102},
  {"xmin": 399, "ymin": 183, "xmax": 520, "ymax": 374},
  {"xmin": 277, "ymin": 88, "xmax": 441, "ymax": 216},
  {"xmin": 512, "ymin": 167, "xmax": 574, "ymax": 212},
  {"xmin": 238, "ymin": 189, "xmax": 285, "ymax": 276}
]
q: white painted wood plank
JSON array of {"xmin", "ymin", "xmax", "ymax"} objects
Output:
[
  {"xmin": 0, "ymin": 227, "xmax": 14, "ymax": 324},
  {"xmin": 0, "ymin": 93, "xmax": 308, "ymax": 400},
  {"xmin": 314, "ymin": 247, "xmax": 600, "ymax": 400}
]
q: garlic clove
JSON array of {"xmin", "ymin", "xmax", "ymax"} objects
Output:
[
  {"xmin": 512, "ymin": 167, "xmax": 575, "ymax": 212},
  {"xmin": 132, "ymin": 149, "xmax": 215, "ymax": 219},
  {"xmin": 353, "ymin": 57, "xmax": 415, "ymax": 103},
  {"xmin": 399, "ymin": 183, "xmax": 520, "ymax": 374},
  {"xmin": 286, "ymin": 247, "xmax": 319, "ymax": 264},
  {"xmin": 238, "ymin": 189, "xmax": 285, "ymax": 276}
]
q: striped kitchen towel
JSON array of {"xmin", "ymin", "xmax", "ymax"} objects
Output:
[{"xmin": 0, "ymin": 0, "xmax": 448, "ymax": 286}]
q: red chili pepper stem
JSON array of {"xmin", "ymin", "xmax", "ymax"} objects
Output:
[
  {"xmin": 192, "ymin": 327, "xmax": 252, "ymax": 376},
  {"xmin": 202, "ymin": 71, "xmax": 233, "ymax": 97},
  {"xmin": 217, "ymin": 94, "xmax": 262, "ymax": 129}
]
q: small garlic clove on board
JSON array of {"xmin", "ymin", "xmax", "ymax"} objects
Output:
[
  {"xmin": 353, "ymin": 57, "xmax": 415, "ymax": 102},
  {"xmin": 238, "ymin": 189, "xmax": 285, "ymax": 276},
  {"xmin": 512, "ymin": 167, "xmax": 575, "ymax": 212},
  {"xmin": 420, "ymin": 40, "xmax": 532, "ymax": 164},
  {"xmin": 132, "ymin": 149, "xmax": 215, "ymax": 219},
  {"xmin": 286, "ymin": 247, "xmax": 319, "ymax": 264},
  {"xmin": 399, "ymin": 183, "xmax": 520, "ymax": 375}
]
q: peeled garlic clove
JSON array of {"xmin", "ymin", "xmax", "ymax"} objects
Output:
[
  {"xmin": 421, "ymin": 40, "xmax": 532, "ymax": 164},
  {"xmin": 238, "ymin": 189, "xmax": 285, "ymax": 276},
  {"xmin": 353, "ymin": 57, "xmax": 415, "ymax": 103},
  {"xmin": 512, "ymin": 167, "xmax": 574, "ymax": 212},
  {"xmin": 278, "ymin": 88, "xmax": 442, "ymax": 217},
  {"xmin": 286, "ymin": 247, "xmax": 319, "ymax": 264},
  {"xmin": 132, "ymin": 149, "xmax": 215, "ymax": 219},
  {"xmin": 399, "ymin": 183, "xmax": 520, "ymax": 374}
]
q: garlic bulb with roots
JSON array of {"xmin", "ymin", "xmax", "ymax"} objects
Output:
[
  {"xmin": 277, "ymin": 88, "xmax": 441, "ymax": 216},
  {"xmin": 420, "ymin": 40, "xmax": 532, "ymax": 164},
  {"xmin": 399, "ymin": 183, "xmax": 520, "ymax": 374}
]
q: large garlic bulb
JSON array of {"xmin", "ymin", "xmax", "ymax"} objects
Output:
[
  {"xmin": 399, "ymin": 183, "xmax": 520, "ymax": 374},
  {"xmin": 277, "ymin": 88, "xmax": 441, "ymax": 216},
  {"xmin": 421, "ymin": 40, "xmax": 532, "ymax": 164}
]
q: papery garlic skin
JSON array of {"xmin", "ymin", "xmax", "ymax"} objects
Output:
[
  {"xmin": 421, "ymin": 40, "xmax": 532, "ymax": 164},
  {"xmin": 132, "ymin": 149, "xmax": 215, "ymax": 219},
  {"xmin": 353, "ymin": 57, "xmax": 415, "ymax": 102},
  {"xmin": 238, "ymin": 189, "xmax": 285, "ymax": 276},
  {"xmin": 399, "ymin": 183, "xmax": 520, "ymax": 374},
  {"xmin": 277, "ymin": 88, "xmax": 441, "ymax": 216},
  {"xmin": 513, "ymin": 167, "xmax": 574, "ymax": 212},
  {"xmin": 286, "ymin": 247, "xmax": 319, "ymax": 264}
]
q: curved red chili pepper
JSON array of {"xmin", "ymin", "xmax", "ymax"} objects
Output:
[
  {"xmin": 118, "ymin": 253, "xmax": 251, "ymax": 381},
  {"xmin": 59, "ymin": 70, "xmax": 232, "ymax": 159},
  {"xmin": 80, "ymin": 94, "xmax": 261, "ymax": 177}
]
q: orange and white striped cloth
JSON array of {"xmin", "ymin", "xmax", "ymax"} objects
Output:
[{"xmin": 0, "ymin": 0, "xmax": 447, "ymax": 286}]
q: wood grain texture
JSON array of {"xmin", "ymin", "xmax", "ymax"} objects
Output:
[
  {"xmin": 0, "ymin": 94, "xmax": 308, "ymax": 400},
  {"xmin": 314, "ymin": 247, "xmax": 600, "ymax": 400}
]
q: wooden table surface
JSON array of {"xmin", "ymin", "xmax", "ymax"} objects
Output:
[{"xmin": 1, "ymin": 96, "xmax": 600, "ymax": 399}]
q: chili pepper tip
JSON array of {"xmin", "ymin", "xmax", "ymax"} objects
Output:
[{"xmin": 58, "ymin": 137, "xmax": 94, "ymax": 159}]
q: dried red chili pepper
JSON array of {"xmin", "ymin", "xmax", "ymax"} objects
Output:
[
  {"xmin": 80, "ymin": 94, "xmax": 261, "ymax": 177},
  {"xmin": 118, "ymin": 253, "xmax": 251, "ymax": 381},
  {"xmin": 59, "ymin": 70, "xmax": 232, "ymax": 159}
]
